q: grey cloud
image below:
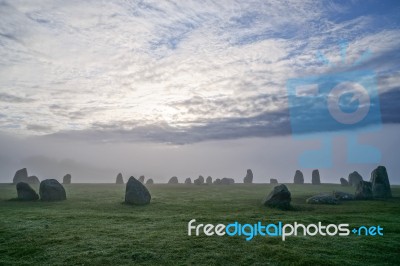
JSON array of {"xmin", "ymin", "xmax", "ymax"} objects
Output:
[
  {"xmin": 26, "ymin": 124, "xmax": 53, "ymax": 132},
  {"xmin": 168, "ymin": 93, "xmax": 287, "ymax": 120},
  {"xmin": 45, "ymin": 107, "xmax": 291, "ymax": 144},
  {"xmin": 43, "ymin": 85, "xmax": 400, "ymax": 144},
  {"xmin": 0, "ymin": 92, "xmax": 35, "ymax": 103},
  {"xmin": 47, "ymin": 104, "xmax": 106, "ymax": 121},
  {"xmin": 0, "ymin": 32, "xmax": 22, "ymax": 44},
  {"xmin": 0, "ymin": 0, "xmax": 399, "ymax": 144}
]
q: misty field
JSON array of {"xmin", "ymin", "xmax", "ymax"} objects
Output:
[{"xmin": 0, "ymin": 183, "xmax": 399, "ymax": 265}]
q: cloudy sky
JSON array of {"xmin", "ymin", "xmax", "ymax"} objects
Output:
[{"xmin": 0, "ymin": 0, "xmax": 399, "ymax": 183}]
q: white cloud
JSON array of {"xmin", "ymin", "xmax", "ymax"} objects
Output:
[{"xmin": 0, "ymin": 0, "xmax": 399, "ymax": 142}]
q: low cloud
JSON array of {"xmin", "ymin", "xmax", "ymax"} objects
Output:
[{"xmin": 26, "ymin": 124, "xmax": 53, "ymax": 132}]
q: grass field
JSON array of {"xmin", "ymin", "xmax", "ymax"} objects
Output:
[{"xmin": 0, "ymin": 183, "xmax": 399, "ymax": 265}]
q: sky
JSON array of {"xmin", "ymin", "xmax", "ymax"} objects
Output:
[{"xmin": 0, "ymin": 0, "xmax": 399, "ymax": 184}]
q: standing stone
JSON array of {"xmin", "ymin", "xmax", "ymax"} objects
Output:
[
  {"xmin": 312, "ymin": 169, "xmax": 321, "ymax": 185},
  {"xmin": 243, "ymin": 169, "xmax": 253, "ymax": 184},
  {"xmin": 355, "ymin": 181, "xmax": 373, "ymax": 200},
  {"xmin": 39, "ymin": 179, "xmax": 66, "ymax": 201},
  {"xmin": 27, "ymin": 176, "xmax": 40, "ymax": 184},
  {"xmin": 125, "ymin": 176, "xmax": 151, "ymax": 205},
  {"xmin": 348, "ymin": 171, "xmax": 363, "ymax": 187},
  {"xmin": 262, "ymin": 184, "xmax": 291, "ymax": 209},
  {"xmin": 138, "ymin": 175, "xmax": 145, "ymax": 184},
  {"xmin": 194, "ymin": 175, "xmax": 205, "ymax": 185},
  {"xmin": 146, "ymin": 179, "xmax": 154, "ymax": 185},
  {"xmin": 370, "ymin": 166, "xmax": 392, "ymax": 198},
  {"xmin": 168, "ymin": 176, "xmax": 179, "ymax": 184},
  {"xmin": 270, "ymin": 178, "xmax": 278, "ymax": 184},
  {"xmin": 13, "ymin": 168, "xmax": 28, "ymax": 184},
  {"xmin": 213, "ymin": 178, "xmax": 221, "ymax": 185},
  {"xmin": 116, "ymin": 173, "xmax": 124, "ymax": 184},
  {"xmin": 206, "ymin": 176, "xmax": 212, "ymax": 184},
  {"xmin": 184, "ymin": 178, "xmax": 192, "ymax": 184},
  {"xmin": 340, "ymin": 178, "xmax": 349, "ymax": 186},
  {"xmin": 221, "ymin": 178, "xmax": 235, "ymax": 185},
  {"xmin": 293, "ymin": 170, "xmax": 304, "ymax": 184},
  {"xmin": 16, "ymin": 182, "xmax": 39, "ymax": 201},
  {"xmin": 63, "ymin": 174, "xmax": 71, "ymax": 184}
]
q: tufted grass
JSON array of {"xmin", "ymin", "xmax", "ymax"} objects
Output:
[{"xmin": 0, "ymin": 183, "xmax": 399, "ymax": 265}]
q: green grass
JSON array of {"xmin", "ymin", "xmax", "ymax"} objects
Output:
[{"xmin": 0, "ymin": 183, "xmax": 399, "ymax": 265}]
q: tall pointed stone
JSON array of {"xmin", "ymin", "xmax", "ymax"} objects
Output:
[
  {"xmin": 116, "ymin": 173, "xmax": 124, "ymax": 184},
  {"xmin": 125, "ymin": 176, "xmax": 151, "ymax": 205},
  {"xmin": 348, "ymin": 171, "xmax": 363, "ymax": 187},
  {"xmin": 370, "ymin": 166, "xmax": 391, "ymax": 198},
  {"xmin": 13, "ymin": 168, "xmax": 28, "ymax": 184}
]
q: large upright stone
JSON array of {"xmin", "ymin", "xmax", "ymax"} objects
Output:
[
  {"xmin": 184, "ymin": 178, "xmax": 192, "ymax": 184},
  {"xmin": 355, "ymin": 181, "xmax": 373, "ymax": 200},
  {"xmin": 168, "ymin": 176, "xmax": 179, "ymax": 184},
  {"xmin": 348, "ymin": 171, "xmax": 363, "ymax": 187},
  {"xmin": 13, "ymin": 168, "xmax": 28, "ymax": 184},
  {"xmin": 312, "ymin": 169, "xmax": 321, "ymax": 185},
  {"xmin": 293, "ymin": 170, "xmax": 304, "ymax": 184},
  {"xmin": 39, "ymin": 179, "xmax": 66, "ymax": 201},
  {"xmin": 340, "ymin": 178, "xmax": 349, "ymax": 186},
  {"xmin": 270, "ymin": 178, "xmax": 278, "ymax": 184},
  {"xmin": 370, "ymin": 166, "xmax": 392, "ymax": 198},
  {"xmin": 194, "ymin": 175, "xmax": 205, "ymax": 185},
  {"xmin": 243, "ymin": 169, "xmax": 253, "ymax": 184},
  {"xmin": 125, "ymin": 176, "xmax": 151, "ymax": 205},
  {"xmin": 16, "ymin": 182, "xmax": 39, "ymax": 201},
  {"xmin": 146, "ymin": 179, "xmax": 154, "ymax": 185},
  {"xmin": 138, "ymin": 175, "xmax": 145, "ymax": 184},
  {"xmin": 262, "ymin": 184, "xmax": 291, "ymax": 209},
  {"xmin": 116, "ymin": 173, "xmax": 124, "ymax": 184},
  {"xmin": 206, "ymin": 176, "xmax": 212, "ymax": 184},
  {"xmin": 63, "ymin": 174, "xmax": 71, "ymax": 184}
]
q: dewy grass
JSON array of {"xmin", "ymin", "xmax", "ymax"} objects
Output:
[{"xmin": 1, "ymin": 183, "xmax": 399, "ymax": 265}]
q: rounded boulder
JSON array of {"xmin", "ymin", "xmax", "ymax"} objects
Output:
[{"xmin": 39, "ymin": 179, "xmax": 66, "ymax": 201}]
